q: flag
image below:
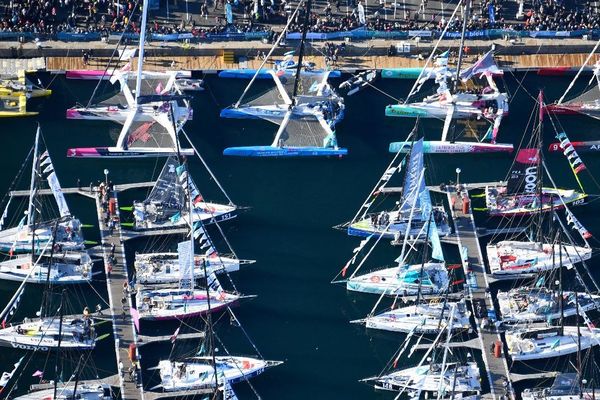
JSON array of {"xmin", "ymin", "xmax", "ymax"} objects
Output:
[
  {"xmin": 434, "ymin": 50, "xmax": 449, "ymax": 67},
  {"xmin": 118, "ymin": 48, "xmax": 137, "ymax": 61},
  {"xmin": 341, "ymin": 260, "xmax": 351, "ymax": 277},
  {"xmin": 155, "ymin": 82, "xmax": 164, "ymax": 95},
  {"xmin": 556, "ymin": 132, "xmax": 587, "ymax": 175},
  {"xmin": 120, "ymin": 61, "xmax": 132, "ymax": 73},
  {"xmin": 32, "ymin": 370, "xmax": 43, "ymax": 378},
  {"xmin": 130, "ymin": 308, "xmax": 140, "ymax": 333},
  {"xmin": 459, "ymin": 50, "xmax": 503, "ymax": 82},
  {"xmin": 0, "ymin": 356, "xmax": 24, "ymax": 393},
  {"xmin": 565, "ymin": 208, "xmax": 592, "ymax": 240},
  {"xmin": 170, "ymin": 327, "xmax": 180, "ymax": 344}
]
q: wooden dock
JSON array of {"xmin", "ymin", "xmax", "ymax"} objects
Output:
[
  {"xmin": 94, "ymin": 188, "xmax": 145, "ymax": 400},
  {"xmin": 446, "ymin": 187, "xmax": 515, "ymax": 400}
]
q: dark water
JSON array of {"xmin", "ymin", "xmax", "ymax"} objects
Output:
[{"xmin": 0, "ymin": 70, "xmax": 599, "ymax": 399}]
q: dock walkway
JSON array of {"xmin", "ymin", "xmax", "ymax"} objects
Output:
[
  {"xmin": 446, "ymin": 187, "xmax": 515, "ymax": 400},
  {"xmin": 94, "ymin": 188, "xmax": 145, "ymax": 400}
]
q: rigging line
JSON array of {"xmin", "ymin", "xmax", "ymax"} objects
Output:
[
  {"xmin": 226, "ymin": 307, "xmax": 263, "ymax": 359},
  {"xmin": 558, "ymin": 38, "xmax": 600, "ymax": 105},
  {"xmin": 85, "ymin": 0, "xmax": 142, "ymax": 109},
  {"xmin": 234, "ymin": 0, "xmax": 303, "ymax": 108},
  {"xmin": 85, "ymin": 279, "xmax": 110, "ymax": 307},
  {"xmin": 546, "ymin": 112, "xmax": 600, "ymax": 192},
  {"xmin": 404, "ymin": 0, "xmax": 461, "ymax": 104},
  {"xmin": 180, "ymin": 127, "xmax": 234, "ymax": 205},
  {"xmin": 209, "ymin": 326, "xmax": 263, "ymax": 400},
  {"xmin": 504, "ymin": 40, "xmax": 544, "ymax": 106}
]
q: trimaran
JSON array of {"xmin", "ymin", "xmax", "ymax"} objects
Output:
[
  {"xmin": 385, "ymin": 0, "xmax": 512, "ymax": 154},
  {"xmin": 219, "ymin": 0, "xmax": 346, "ymax": 157}
]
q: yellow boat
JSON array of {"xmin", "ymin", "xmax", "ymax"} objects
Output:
[
  {"xmin": 0, "ymin": 70, "xmax": 52, "ymax": 99},
  {"xmin": 0, "ymin": 95, "xmax": 38, "ymax": 117}
]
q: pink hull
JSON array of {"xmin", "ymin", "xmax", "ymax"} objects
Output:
[{"xmin": 66, "ymin": 70, "xmax": 112, "ymax": 80}]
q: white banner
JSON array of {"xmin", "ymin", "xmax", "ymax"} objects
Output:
[{"xmin": 178, "ymin": 240, "xmax": 194, "ymax": 289}]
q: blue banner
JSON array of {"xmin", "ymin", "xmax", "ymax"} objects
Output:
[{"xmin": 56, "ymin": 32, "xmax": 101, "ymax": 41}]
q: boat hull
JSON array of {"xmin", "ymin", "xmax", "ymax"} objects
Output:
[
  {"xmin": 549, "ymin": 140, "xmax": 600, "ymax": 153},
  {"xmin": 67, "ymin": 147, "xmax": 195, "ymax": 158},
  {"xmin": 389, "ymin": 141, "xmax": 514, "ymax": 154},
  {"xmin": 223, "ymin": 146, "xmax": 347, "ymax": 157}
]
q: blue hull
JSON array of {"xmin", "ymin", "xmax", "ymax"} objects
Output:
[
  {"xmin": 223, "ymin": 146, "xmax": 348, "ymax": 157},
  {"xmin": 220, "ymin": 108, "xmax": 264, "ymax": 120},
  {"xmin": 347, "ymin": 226, "xmax": 394, "ymax": 239},
  {"xmin": 218, "ymin": 70, "xmax": 341, "ymax": 79}
]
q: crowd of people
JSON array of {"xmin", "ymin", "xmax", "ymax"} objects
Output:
[{"xmin": 0, "ymin": 0, "xmax": 597, "ymax": 39}]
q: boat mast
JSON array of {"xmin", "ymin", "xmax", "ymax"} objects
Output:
[
  {"xmin": 291, "ymin": 0, "xmax": 312, "ymax": 103},
  {"xmin": 576, "ymin": 291, "xmax": 583, "ymax": 396},
  {"xmin": 134, "ymin": 0, "xmax": 149, "ymax": 104},
  {"xmin": 453, "ymin": 0, "xmax": 469, "ymax": 93},
  {"xmin": 537, "ymin": 91, "xmax": 545, "ymax": 245},
  {"xmin": 41, "ymin": 221, "xmax": 60, "ymax": 318},
  {"xmin": 53, "ymin": 289, "xmax": 66, "ymax": 400},
  {"xmin": 559, "ymin": 230, "xmax": 564, "ymax": 335},
  {"xmin": 26, "ymin": 125, "xmax": 40, "ymax": 228}
]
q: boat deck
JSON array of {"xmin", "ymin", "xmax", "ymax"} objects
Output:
[
  {"xmin": 94, "ymin": 188, "xmax": 145, "ymax": 400},
  {"xmin": 446, "ymin": 187, "xmax": 515, "ymax": 399}
]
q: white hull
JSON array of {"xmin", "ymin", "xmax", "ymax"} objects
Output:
[
  {"xmin": 15, "ymin": 383, "xmax": 112, "ymax": 399},
  {"xmin": 363, "ymin": 301, "xmax": 471, "ymax": 334},
  {"xmin": 133, "ymin": 202, "xmax": 236, "ymax": 230},
  {"xmin": 0, "ymin": 252, "xmax": 92, "ymax": 284},
  {"xmin": 487, "ymin": 241, "xmax": 591, "ymax": 277},
  {"xmin": 498, "ymin": 288, "xmax": 600, "ymax": 323},
  {"xmin": 136, "ymin": 288, "xmax": 239, "ymax": 320},
  {"xmin": 373, "ymin": 362, "xmax": 481, "ymax": 394},
  {"xmin": 158, "ymin": 356, "xmax": 270, "ymax": 391},
  {"xmin": 346, "ymin": 263, "xmax": 449, "ymax": 296},
  {"xmin": 135, "ymin": 252, "xmax": 242, "ymax": 284},
  {"xmin": 0, "ymin": 316, "xmax": 95, "ymax": 351},
  {"xmin": 507, "ymin": 326, "xmax": 600, "ymax": 361},
  {"xmin": 0, "ymin": 218, "xmax": 84, "ymax": 253}
]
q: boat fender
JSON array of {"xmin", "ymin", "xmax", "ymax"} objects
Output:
[{"xmin": 370, "ymin": 275, "xmax": 381, "ymax": 283}]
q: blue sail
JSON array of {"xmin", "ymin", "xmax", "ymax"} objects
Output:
[
  {"xmin": 419, "ymin": 188, "xmax": 444, "ymax": 262},
  {"xmin": 400, "ymin": 139, "xmax": 425, "ymax": 212}
]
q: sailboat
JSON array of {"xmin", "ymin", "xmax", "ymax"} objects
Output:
[
  {"xmin": 487, "ymin": 240, "xmax": 591, "ymax": 279},
  {"xmin": 522, "ymin": 372, "xmax": 600, "ymax": 400},
  {"xmin": 0, "ymin": 71, "xmax": 52, "ymax": 99},
  {"xmin": 0, "ymin": 126, "xmax": 84, "ymax": 260},
  {"xmin": 14, "ymin": 383, "xmax": 112, "ymax": 400},
  {"xmin": 132, "ymin": 157, "xmax": 236, "ymax": 230},
  {"xmin": 355, "ymin": 299, "xmax": 471, "ymax": 334},
  {"xmin": 545, "ymin": 60, "xmax": 600, "ymax": 119},
  {"xmin": 65, "ymin": 0, "xmax": 194, "ymax": 159},
  {"xmin": 371, "ymin": 362, "xmax": 481, "ymax": 394},
  {"xmin": 156, "ymin": 356, "xmax": 282, "ymax": 391},
  {"xmin": 485, "ymin": 92, "xmax": 586, "ymax": 216},
  {"xmin": 363, "ymin": 303, "xmax": 481, "ymax": 396},
  {"xmin": 219, "ymin": 0, "xmax": 346, "ymax": 157},
  {"xmin": 135, "ymin": 252, "xmax": 252, "ymax": 285},
  {"xmin": 498, "ymin": 288, "xmax": 600, "ymax": 323},
  {"xmin": 0, "ymin": 251, "xmax": 93, "ymax": 284},
  {"xmin": 506, "ymin": 325, "xmax": 600, "ymax": 361},
  {"xmin": 385, "ymin": 1, "xmax": 511, "ymax": 154},
  {"xmin": 345, "ymin": 170, "xmax": 449, "ymax": 296},
  {"xmin": 343, "ymin": 139, "xmax": 450, "ymax": 239}
]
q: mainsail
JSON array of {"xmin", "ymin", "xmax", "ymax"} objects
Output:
[
  {"xmin": 399, "ymin": 139, "xmax": 425, "ymax": 212},
  {"xmin": 506, "ymin": 148, "xmax": 539, "ymax": 195}
]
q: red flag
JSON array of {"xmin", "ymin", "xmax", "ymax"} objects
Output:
[
  {"xmin": 341, "ymin": 261, "xmax": 350, "ymax": 277},
  {"xmin": 155, "ymin": 81, "xmax": 164, "ymax": 95},
  {"xmin": 1, "ymin": 320, "xmax": 5, "ymax": 329},
  {"xmin": 170, "ymin": 327, "xmax": 180, "ymax": 344}
]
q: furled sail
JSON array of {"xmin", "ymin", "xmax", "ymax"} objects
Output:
[
  {"xmin": 39, "ymin": 151, "xmax": 70, "ymax": 218},
  {"xmin": 420, "ymin": 188, "xmax": 444, "ymax": 262}
]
